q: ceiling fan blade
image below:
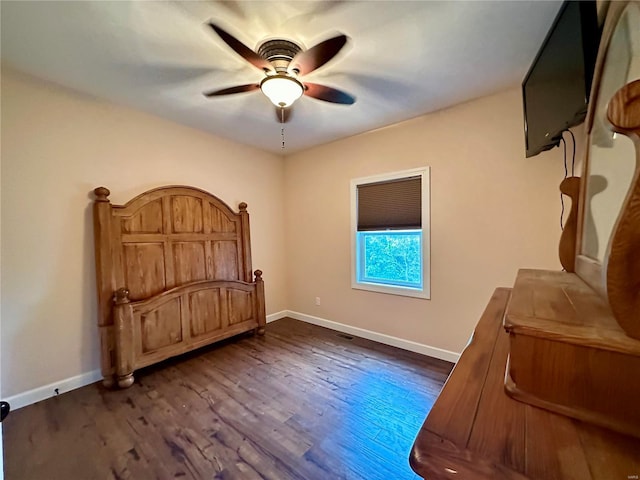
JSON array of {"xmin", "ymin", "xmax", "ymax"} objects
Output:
[
  {"xmin": 208, "ymin": 23, "xmax": 272, "ymax": 72},
  {"xmin": 275, "ymin": 107, "xmax": 293, "ymax": 123},
  {"xmin": 203, "ymin": 84, "xmax": 260, "ymax": 97},
  {"xmin": 304, "ymin": 83, "xmax": 355, "ymax": 104},
  {"xmin": 289, "ymin": 35, "xmax": 348, "ymax": 75}
]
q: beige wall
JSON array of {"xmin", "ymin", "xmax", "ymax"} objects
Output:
[
  {"xmin": 1, "ymin": 69, "xmax": 287, "ymax": 398},
  {"xmin": 284, "ymin": 88, "xmax": 584, "ymax": 354}
]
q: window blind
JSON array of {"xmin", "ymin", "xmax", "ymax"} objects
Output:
[{"xmin": 357, "ymin": 176, "xmax": 421, "ymax": 231}]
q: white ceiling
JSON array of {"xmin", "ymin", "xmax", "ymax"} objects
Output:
[{"xmin": 1, "ymin": 1, "xmax": 562, "ymax": 154}]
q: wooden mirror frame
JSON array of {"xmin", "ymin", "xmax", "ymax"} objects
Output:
[{"xmin": 575, "ymin": 0, "xmax": 640, "ymax": 340}]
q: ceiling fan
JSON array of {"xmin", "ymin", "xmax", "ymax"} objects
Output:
[{"xmin": 203, "ymin": 23, "xmax": 356, "ymax": 123}]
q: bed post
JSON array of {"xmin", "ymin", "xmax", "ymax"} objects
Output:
[
  {"xmin": 93, "ymin": 187, "xmax": 116, "ymax": 388},
  {"xmin": 254, "ymin": 270, "xmax": 266, "ymax": 335},
  {"xmin": 238, "ymin": 202, "xmax": 253, "ymax": 283},
  {"xmin": 113, "ymin": 288, "xmax": 135, "ymax": 388}
]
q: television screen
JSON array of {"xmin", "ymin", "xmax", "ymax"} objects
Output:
[{"xmin": 522, "ymin": 1, "xmax": 600, "ymax": 158}]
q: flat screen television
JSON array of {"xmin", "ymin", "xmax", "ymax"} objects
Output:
[{"xmin": 522, "ymin": 0, "xmax": 600, "ymax": 158}]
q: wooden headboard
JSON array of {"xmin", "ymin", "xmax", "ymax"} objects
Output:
[{"xmin": 93, "ymin": 185, "xmax": 265, "ymax": 387}]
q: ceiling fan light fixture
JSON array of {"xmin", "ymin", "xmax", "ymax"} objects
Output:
[{"xmin": 260, "ymin": 75, "xmax": 304, "ymax": 108}]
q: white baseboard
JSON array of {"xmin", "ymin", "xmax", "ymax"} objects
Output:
[
  {"xmin": 4, "ymin": 369, "xmax": 102, "ymax": 411},
  {"xmin": 5, "ymin": 311, "xmax": 285, "ymax": 411},
  {"xmin": 283, "ymin": 310, "xmax": 461, "ymax": 364},
  {"xmin": 6, "ymin": 310, "xmax": 458, "ymax": 410},
  {"xmin": 266, "ymin": 310, "xmax": 288, "ymax": 323}
]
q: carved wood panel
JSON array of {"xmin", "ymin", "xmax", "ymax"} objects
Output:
[
  {"xmin": 171, "ymin": 196, "xmax": 203, "ymax": 233},
  {"xmin": 189, "ymin": 288, "xmax": 223, "ymax": 336},
  {"xmin": 121, "ymin": 199, "xmax": 163, "ymax": 234},
  {"xmin": 210, "ymin": 204, "xmax": 237, "ymax": 233},
  {"xmin": 212, "ymin": 241, "xmax": 239, "ymax": 280},
  {"xmin": 172, "ymin": 242, "xmax": 206, "ymax": 284},
  {"xmin": 227, "ymin": 288, "xmax": 254, "ymax": 325},
  {"xmin": 123, "ymin": 243, "xmax": 166, "ymax": 300},
  {"xmin": 140, "ymin": 298, "xmax": 182, "ymax": 353}
]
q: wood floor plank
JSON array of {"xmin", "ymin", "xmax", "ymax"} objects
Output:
[{"xmin": 3, "ymin": 318, "xmax": 452, "ymax": 480}]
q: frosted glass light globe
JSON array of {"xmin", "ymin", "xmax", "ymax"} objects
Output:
[{"xmin": 260, "ymin": 75, "xmax": 304, "ymax": 107}]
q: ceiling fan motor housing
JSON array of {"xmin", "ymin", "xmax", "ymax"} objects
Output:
[{"xmin": 258, "ymin": 39, "xmax": 302, "ymax": 73}]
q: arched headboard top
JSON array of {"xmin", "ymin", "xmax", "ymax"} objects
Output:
[{"xmin": 94, "ymin": 185, "xmax": 244, "ymax": 220}]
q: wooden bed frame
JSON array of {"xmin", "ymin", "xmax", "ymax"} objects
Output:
[{"xmin": 92, "ymin": 185, "xmax": 266, "ymax": 388}]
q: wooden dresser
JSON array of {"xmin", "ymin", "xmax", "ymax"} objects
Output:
[{"xmin": 409, "ymin": 287, "xmax": 640, "ymax": 480}]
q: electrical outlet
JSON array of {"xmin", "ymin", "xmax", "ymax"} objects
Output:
[{"xmin": 315, "ymin": 297, "xmax": 321, "ymax": 306}]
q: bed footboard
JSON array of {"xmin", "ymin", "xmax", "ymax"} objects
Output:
[{"xmin": 112, "ymin": 275, "xmax": 265, "ymax": 387}]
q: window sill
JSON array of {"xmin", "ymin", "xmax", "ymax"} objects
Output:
[{"xmin": 352, "ymin": 282, "xmax": 430, "ymax": 300}]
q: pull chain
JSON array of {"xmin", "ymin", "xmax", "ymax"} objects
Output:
[{"xmin": 281, "ymin": 108, "xmax": 285, "ymax": 150}]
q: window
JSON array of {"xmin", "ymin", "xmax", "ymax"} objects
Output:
[{"xmin": 351, "ymin": 168, "xmax": 430, "ymax": 299}]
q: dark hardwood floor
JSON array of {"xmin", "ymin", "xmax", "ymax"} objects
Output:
[{"xmin": 3, "ymin": 318, "xmax": 453, "ymax": 480}]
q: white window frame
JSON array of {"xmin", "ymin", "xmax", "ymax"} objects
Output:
[{"xmin": 350, "ymin": 167, "xmax": 431, "ymax": 299}]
